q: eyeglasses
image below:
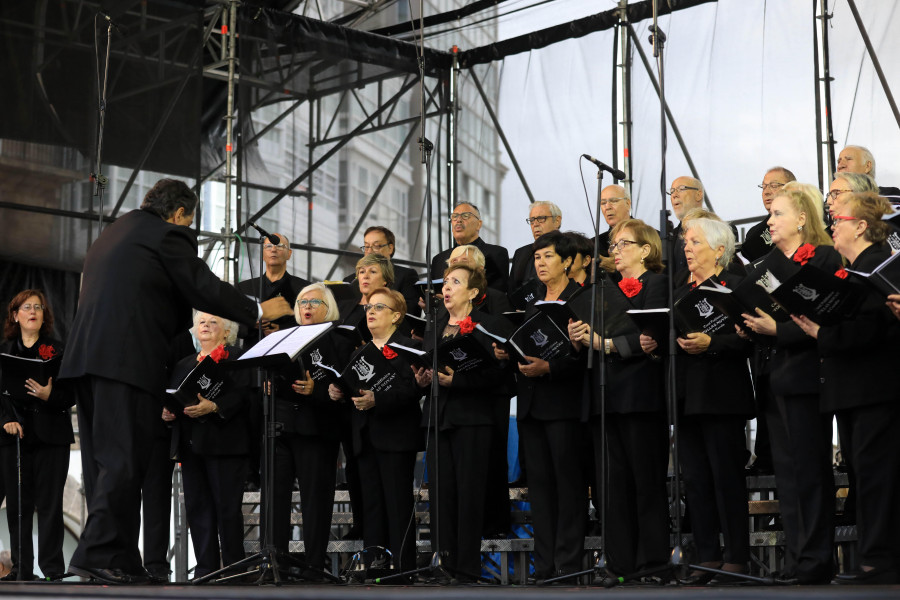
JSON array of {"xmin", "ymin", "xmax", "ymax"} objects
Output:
[
  {"xmin": 600, "ymin": 197, "xmax": 627, "ymax": 206},
  {"xmin": 831, "ymin": 215, "xmax": 859, "ymax": 224},
  {"xmin": 449, "ymin": 212, "xmax": 479, "ymax": 222},
  {"xmin": 608, "ymin": 240, "xmax": 640, "ymax": 253},
  {"xmin": 827, "ymin": 189, "xmax": 852, "ymax": 201},
  {"xmin": 18, "ymin": 304, "xmax": 44, "ymax": 312},
  {"xmin": 263, "ymin": 243, "xmax": 288, "ymax": 251},
  {"xmin": 297, "ymin": 299, "xmax": 327, "ymax": 308},
  {"xmin": 363, "ymin": 303, "xmax": 397, "ymax": 313},
  {"xmin": 666, "ymin": 186, "xmax": 699, "ymax": 196},
  {"xmin": 525, "ymin": 215, "xmax": 553, "ymax": 225},
  {"xmin": 360, "ymin": 242, "xmax": 390, "ymax": 253},
  {"xmin": 758, "ymin": 182, "xmax": 786, "ymax": 191}
]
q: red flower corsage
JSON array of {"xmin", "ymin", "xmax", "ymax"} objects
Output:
[
  {"xmin": 209, "ymin": 345, "xmax": 230, "ymax": 363},
  {"xmin": 457, "ymin": 315, "xmax": 477, "ymax": 334},
  {"xmin": 834, "ymin": 267, "xmax": 849, "ymax": 279},
  {"xmin": 792, "ymin": 243, "xmax": 815, "ymax": 266},
  {"xmin": 618, "ymin": 277, "xmax": 642, "ymax": 298},
  {"xmin": 38, "ymin": 344, "xmax": 56, "ymax": 360},
  {"xmin": 382, "ymin": 345, "xmax": 398, "ymax": 359}
]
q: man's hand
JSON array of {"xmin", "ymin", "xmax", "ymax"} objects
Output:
[{"xmin": 260, "ymin": 296, "xmax": 293, "ymax": 321}]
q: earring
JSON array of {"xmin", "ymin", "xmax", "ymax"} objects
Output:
[
  {"xmin": 640, "ymin": 256, "xmax": 645, "ymax": 264},
  {"xmin": 797, "ymin": 225, "xmax": 803, "ymax": 232},
  {"xmin": 855, "ymin": 233, "xmax": 860, "ymax": 240}
]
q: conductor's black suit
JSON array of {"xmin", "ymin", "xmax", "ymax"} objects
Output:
[{"xmin": 59, "ymin": 209, "xmax": 259, "ymax": 575}]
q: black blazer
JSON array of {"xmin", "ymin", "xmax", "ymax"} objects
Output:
[
  {"xmin": 674, "ymin": 270, "xmax": 755, "ymax": 417},
  {"xmin": 768, "ymin": 245, "xmax": 843, "ymax": 397},
  {"xmin": 272, "ymin": 326, "xmax": 356, "ymax": 442},
  {"xmin": 509, "ymin": 242, "xmax": 537, "ymax": 297},
  {"xmin": 586, "ymin": 271, "xmax": 667, "ymax": 416},
  {"xmin": 343, "ymin": 262, "xmax": 420, "ymax": 318},
  {"xmin": 738, "ymin": 217, "xmax": 775, "ymax": 263},
  {"xmin": 168, "ymin": 347, "xmax": 252, "ymax": 457},
  {"xmin": 818, "ymin": 244, "xmax": 900, "ymax": 413},
  {"xmin": 516, "ymin": 279, "xmax": 588, "ymax": 422},
  {"xmin": 0, "ymin": 336, "xmax": 74, "ymax": 447},
  {"xmin": 351, "ymin": 331, "xmax": 424, "ymax": 455},
  {"xmin": 421, "ymin": 310, "xmax": 513, "ymax": 430},
  {"xmin": 60, "ymin": 209, "xmax": 259, "ymax": 394},
  {"xmin": 430, "ymin": 237, "xmax": 510, "ymax": 293},
  {"xmin": 237, "ymin": 271, "xmax": 309, "ymax": 346}
]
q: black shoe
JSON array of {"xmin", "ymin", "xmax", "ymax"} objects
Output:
[
  {"xmin": 836, "ymin": 567, "xmax": 898, "ymax": 585},
  {"xmin": 0, "ymin": 570, "xmax": 36, "ymax": 582},
  {"xmin": 68, "ymin": 565, "xmax": 135, "ymax": 585},
  {"xmin": 678, "ymin": 570, "xmax": 715, "ymax": 586}
]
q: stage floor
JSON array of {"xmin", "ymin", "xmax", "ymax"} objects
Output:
[{"xmin": 0, "ymin": 581, "xmax": 899, "ymax": 600}]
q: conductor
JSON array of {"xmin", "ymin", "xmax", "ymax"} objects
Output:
[{"xmin": 59, "ymin": 179, "xmax": 289, "ymax": 584}]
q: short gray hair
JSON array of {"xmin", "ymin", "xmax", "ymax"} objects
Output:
[
  {"xmin": 530, "ymin": 201, "xmax": 562, "ymax": 218},
  {"xmin": 190, "ymin": 311, "xmax": 238, "ymax": 347},
  {"xmin": 453, "ymin": 202, "xmax": 481, "ymax": 220},
  {"xmin": 685, "ymin": 217, "xmax": 735, "ymax": 267},
  {"xmin": 294, "ymin": 282, "xmax": 340, "ymax": 323},
  {"xmin": 836, "ymin": 172, "xmax": 878, "ymax": 194},
  {"xmin": 845, "ymin": 145, "xmax": 876, "ymax": 179}
]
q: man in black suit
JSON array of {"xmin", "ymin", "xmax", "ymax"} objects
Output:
[
  {"xmin": 59, "ymin": 179, "xmax": 288, "ymax": 584},
  {"xmin": 740, "ymin": 167, "xmax": 796, "ymax": 263},
  {"xmin": 430, "ymin": 202, "xmax": 509, "ymax": 293},
  {"xmin": 508, "ymin": 201, "xmax": 561, "ymax": 308},
  {"xmin": 343, "ymin": 226, "xmax": 419, "ymax": 315},
  {"xmin": 595, "ymin": 185, "xmax": 633, "ymax": 258},
  {"xmin": 237, "ymin": 233, "xmax": 309, "ymax": 345},
  {"xmin": 667, "ymin": 176, "xmax": 705, "ymax": 273}
]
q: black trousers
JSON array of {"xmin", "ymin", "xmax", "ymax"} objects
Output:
[
  {"xmin": 273, "ymin": 433, "xmax": 338, "ymax": 570},
  {"xmin": 0, "ymin": 439, "xmax": 69, "ymax": 577},
  {"xmin": 426, "ymin": 425, "xmax": 492, "ymax": 579},
  {"xmin": 142, "ymin": 432, "xmax": 174, "ymax": 575},
  {"xmin": 71, "ymin": 376, "xmax": 159, "ymax": 572},
  {"xmin": 357, "ymin": 436, "xmax": 417, "ymax": 572},
  {"xmin": 482, "ymin": 405, "xmax": 511, "ymax": 536},
  {"xmin": 180, "ymin": 445, "xmax": 247, "ymax": 578},
  {"xmin": 678, "ymin": 414, "xmax": 749, "ymax": 565},
  {"xmin": 766, "ymin": 394, "xmax": 834, "ymax": 580},
  {"xmin": 836, "ymin": 402, "xmax": 900, "ymax": 571},
  {"xmin": 337, "ymin": 411, "xmax": 364, "ymax": 536},
  {"xmin": 518, "ymin": 417, "xmax": 586, "ymax": 577},
  {"xmin": 597, "ymin": 413, "xmax": 670, "ymax": 575}
]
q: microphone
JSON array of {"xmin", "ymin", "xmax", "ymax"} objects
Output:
[
  {"xmin": 98, "ymin": 10, "xmax": 128, "ymax": 34},
  {"xmin": 582, "ymin": 154, "xmax": 627, "ymax": 181},
  {"xmin": 247, "ymin": 221, "xmax": 280, "ymax": 246}
]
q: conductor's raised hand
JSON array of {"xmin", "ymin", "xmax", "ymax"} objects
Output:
[{"xmin": 260, "ymin": 296, "xmax": 293, "ymax": 322}]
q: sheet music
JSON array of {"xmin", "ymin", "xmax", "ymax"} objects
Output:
[{"xmin": 238, "ymin": 322, "xmax": 334, "ymax": 362}]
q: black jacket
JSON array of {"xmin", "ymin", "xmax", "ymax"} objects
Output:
[
  {"xmin": 819, "ymin": 244, "xmax": 900, "ymax": 412},
  {"xmin": 168, "ymin": 346, "xmax": 252, "ymax": 457},
  {"xmin": 674, "ymin": 270, "xmax": 755, "ymax": 417},
  {"xmin": 351, "ymin": 331, "xmax": 425, "ymax": 454},
  {"xmin": 430, "ymin": 237, "xmax": 509, "ymax": 293},
  {"xmin": 60, "ymin": 209, "xmax": 259, "ymax": 394},
  {"xmin": 421, "ymin": 310, "xmax": 513, "ymax": 429},
  {"xmin": 0, "ymin": 336, "xmax": 74, "ymax": 447}
]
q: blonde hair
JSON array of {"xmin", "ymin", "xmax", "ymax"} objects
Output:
[
  {"xmin": 774, "ymin": 182, "xmax": 832, "ymax": 247},
  {"xmin": 355, "ymin": 253, "xmax": 394, "ymax": 287},
  {"xmin": 294, "ymin": 283, "xmax": 340, "ymax": 323}
]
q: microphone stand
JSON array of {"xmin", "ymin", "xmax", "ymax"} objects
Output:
[
  {"xmin": 193, "ymin": 235, "xmax": 338, "ymax": 585},
  {"xmin": 88, "ymin": 12, "xmax": 113, "ymax": 247},
  {"xmin": 543, "ymin": 163, "xmax": 609, "ymax": 586}
]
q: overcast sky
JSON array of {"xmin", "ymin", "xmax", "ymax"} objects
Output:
[{"xmin": 488, "ymin": 0, "xmax": 900, "ymax": 252}]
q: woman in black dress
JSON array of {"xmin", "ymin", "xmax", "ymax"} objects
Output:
[
  {"xmin": 413, "ymin": 265, "xmax": 513, "ymax": 582},
  {"xmin": 568, "ymin": 219, "xmax": 670, "ymax": 578},
  {"xmin": 163, "ymin": 312, "xmax": 250, "ymax": 579},
  {"xmin": 674, "ymin": 217, "xmax": 755, "ymax": 584},
  {"xmin": 329, "ymin": 288, "xmax": 423, "ymax": 577},
  {"xmin": 794, "ymin": 192, "xmax": 900, "ymax": 584},
  {"xmin": 741, "ymin": 182, "xmax": 840, "ymax": 584},
  {"xmin": 0, "ymin": 290, "xmax": 73, "ymax": 581}
]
